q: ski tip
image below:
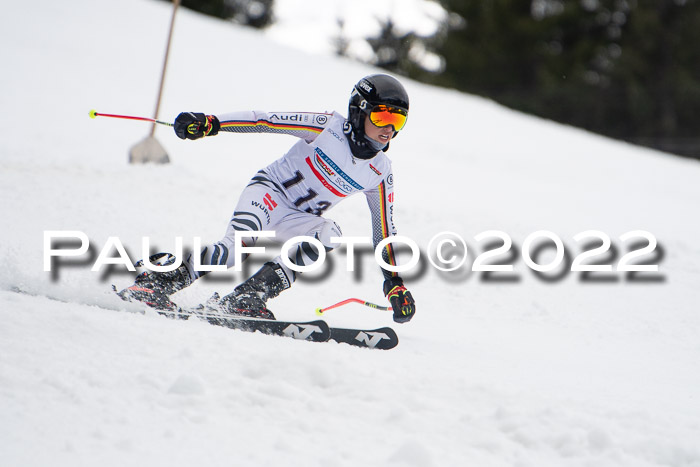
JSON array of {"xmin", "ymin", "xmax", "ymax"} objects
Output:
[
  {"xmin": 315, "ymin": 307, "xmax": 324, "ymax": 316},
  {"xmin": 89, "ymin": 109, "xmax": 97, "ymax": 119}
]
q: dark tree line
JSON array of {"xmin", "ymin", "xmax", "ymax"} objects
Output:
[{"xmin": 362, "ymin": 0, "xmax": 700, "ymax": 160}]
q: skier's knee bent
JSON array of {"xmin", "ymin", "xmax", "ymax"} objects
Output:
[{"xmin": 316, "ymin": 219, "xmax": 343, "ymax": 251}]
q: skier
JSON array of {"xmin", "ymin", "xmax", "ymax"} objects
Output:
[{"xmin": 119, "ymin": 74, "xmax": 416, "ymax": 323}]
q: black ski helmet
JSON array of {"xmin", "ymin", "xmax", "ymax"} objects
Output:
[{"xmin": 348, "ymin": 73, "xmax": 409, "ymax": 140}]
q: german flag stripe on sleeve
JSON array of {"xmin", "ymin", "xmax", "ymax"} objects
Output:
[
  {"xmin": 378, "ymin": 181, "xmax": 397, "ymax": 268},
  {"xmin": 219, "ymin": 119, "xmax": 324, "ymax": 134}
]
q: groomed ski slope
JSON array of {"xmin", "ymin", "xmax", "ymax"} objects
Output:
[{"xmin": 2, "ymin": 1, "xmax": 700, "ymax": 466}]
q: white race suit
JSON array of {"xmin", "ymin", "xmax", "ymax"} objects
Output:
[{"xmin": 183, "ymin": 110, "xmax": 401, "ymax": 287}]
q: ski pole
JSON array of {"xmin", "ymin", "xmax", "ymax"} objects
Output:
[
  {"xmin": 315, "ymin": 298, "xmax": 391, "ymax": 316},
  {"xmin": 88, "ymin": 109, "xmax": 174, "ymax": 127}
]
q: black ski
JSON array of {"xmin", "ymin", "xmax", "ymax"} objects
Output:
[
  {"xmin": 160, "ymin": 308, "xmax": 331, "ymax": 343},
  {"xmin": 329, "ymin": 326, "xmax": 399, "ymax": 350},
  {"xmin": 162, "ymin": 308, "xmax": 399, "ymax": 349},
  {"xmin": 114, "ymin": 285, "xmax": 398, "ymax": 349}
]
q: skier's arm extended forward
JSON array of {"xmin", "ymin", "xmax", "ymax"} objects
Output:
[{"xmin": 173, "ymin": 111, "xmax": 333, "ymax": 143}]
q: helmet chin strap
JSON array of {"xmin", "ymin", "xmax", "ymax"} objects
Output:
[
  {"xmin": 343, "ymin": 121, "xmax": 383, "ymax": 160},
  {"xmin": 365, "ymin": 135, "xmax": 388, "ymax": 152}
]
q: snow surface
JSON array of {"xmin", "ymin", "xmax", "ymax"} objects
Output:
[{"xmin": 2, "ymin": 0, "xmax": 700, "ymax": 466}]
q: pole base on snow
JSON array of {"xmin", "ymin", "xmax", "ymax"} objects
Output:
[{"xmin": 129, "ymin": 135, "xmax": 170, "ymax": 164}]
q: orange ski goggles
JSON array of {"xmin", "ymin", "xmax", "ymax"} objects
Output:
[{"xmin": 368, "ymin": 105, "xmax": 408, "ymax": 131}]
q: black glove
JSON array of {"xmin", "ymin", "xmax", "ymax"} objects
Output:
[
  {"xmin": 383, "ymin": 276, "xmax": 416, "ymax": 323},
  {"xmin": 174, "ymin": 112, "xmax": 220, "ymax": 140}
]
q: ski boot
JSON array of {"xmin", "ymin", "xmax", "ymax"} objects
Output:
[
  {"xmin": 117, "ymin": 253, "xmax": 192, "ymax": 311},
  {"xmin": 217, "ymin": 262, "xmax": 291, "ymax": 320}
]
